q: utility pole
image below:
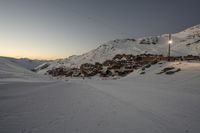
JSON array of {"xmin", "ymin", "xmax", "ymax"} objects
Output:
[{"xmin": 168, "ymin": 34, "xmax": 172, "ymax": 61}]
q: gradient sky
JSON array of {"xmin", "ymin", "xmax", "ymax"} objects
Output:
[{"xmin": 0, "ymin": 0, "xmax": 200, "ymax": 59}]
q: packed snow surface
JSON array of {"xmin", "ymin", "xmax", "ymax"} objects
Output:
[{"xmin": 0, "ymin": 61, "xmax": 200, "ymax": 133}]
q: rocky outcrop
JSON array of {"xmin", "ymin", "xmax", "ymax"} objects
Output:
[{"xmin": 139, "ymin": 37, "xmax": 158, "ymax": 45}]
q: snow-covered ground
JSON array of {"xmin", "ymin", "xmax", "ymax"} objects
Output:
[{"xmin": 0, "ymin": 60, "xmax": 200, "ymax": 133}]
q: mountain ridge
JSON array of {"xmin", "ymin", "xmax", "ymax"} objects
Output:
[
  {"xmin": 0, "ymin": 56, "xmax": 48, "ymax": 70},
  {"xmin": 36, "ymin": 24, "xmax": 200, "ymax": 73}
]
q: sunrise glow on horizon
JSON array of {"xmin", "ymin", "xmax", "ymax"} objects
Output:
[{"xmin": 0, "ymin": 40, "xmax": 72, "ymax": 60}]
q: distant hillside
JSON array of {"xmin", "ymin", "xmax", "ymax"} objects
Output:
[
  {"xmin": 0, "ymin": 56, "xmax": 48, "ymax": 70},
  {"xmin": 36, "ymin": 24, "xmax": 200, "ymax": 74},
  {"xmin": 0, "ymin": 57, "xmax": 50, "ymax": 81}
]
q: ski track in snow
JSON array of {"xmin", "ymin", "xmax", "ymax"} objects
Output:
[{"xmin": 0, "ymin": 76, "xmax": 200, "ymax": 133}]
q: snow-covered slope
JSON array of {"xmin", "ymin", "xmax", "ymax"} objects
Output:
[
  {"xmin": 0, "ymin": 56, "xmax": 47, "ymax": 70},
  {"xmin": 37, "ymin": 24, "xmax": 200, "ymax": 74},
  {"xmin": 0, "ymin": 57, "xmax": 48, "ymax": 81}
]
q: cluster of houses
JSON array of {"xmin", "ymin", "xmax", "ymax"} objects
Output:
[{"xmin": 46, "ymin": 54, "xmax": 200, "ymax": 78}]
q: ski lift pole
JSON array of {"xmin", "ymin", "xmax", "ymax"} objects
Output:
[{"xmin": 168, "ymin": 34, "xmax": 172, "ymax": 61}]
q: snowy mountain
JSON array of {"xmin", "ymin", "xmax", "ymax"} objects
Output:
[
  {"xmin": 0, "ymin": 57, "xmax": 49, "ymax": 80},
  {"xmin": 0, "ymin": 56, "xmax": 48, "ymax": 70},
  {"xmin": 36, "ymin": 24, "xmax": 200, "ymax": 73}
]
